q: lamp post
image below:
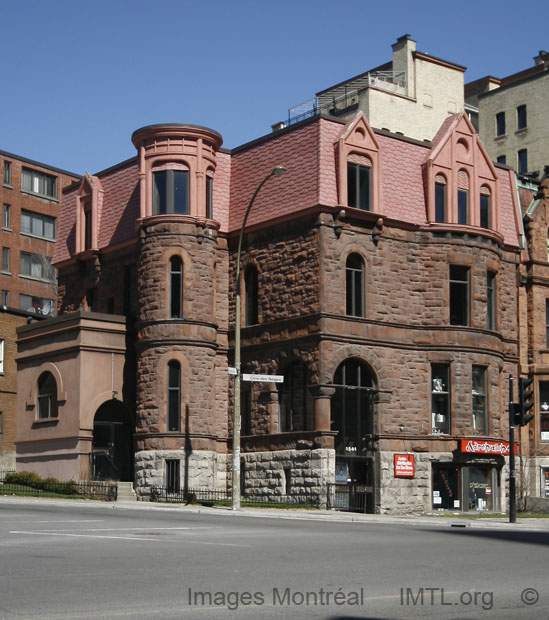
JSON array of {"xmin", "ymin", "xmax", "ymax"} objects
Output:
[{"xmin": 232, "ymin": 165, "xmax": 286, "ymax": 511}]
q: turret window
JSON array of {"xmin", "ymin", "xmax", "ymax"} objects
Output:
[{"xmin": 153, "ymin": 169, "xmax": 189, "ymax": 215}]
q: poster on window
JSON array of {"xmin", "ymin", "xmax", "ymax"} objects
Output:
[{"xmin": 394, "ymin": 454, "xmax": 415, "ymax": 478}]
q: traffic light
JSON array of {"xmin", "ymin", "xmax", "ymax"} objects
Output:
[{"xmin": 516, "ymin": 377, "xmax": 534, "ymax": 426}]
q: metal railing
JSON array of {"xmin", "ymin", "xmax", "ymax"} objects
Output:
[
  {"xmin": 150, "ymin": 486, "xmax": 321, "ymax": 509},
  {"xmin": 0, "ymin": 471, "xmax": 117, "ymax": 501},
  {"xmin": 286, "ymin": 70, "xmax": 407, "ymax": 126},
  {"xmin": 327, "ymin": 483, "xmax": 374, "ymax": 513}
]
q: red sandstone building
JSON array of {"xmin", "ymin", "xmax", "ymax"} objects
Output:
[{"xmin": 14, "ymin": 108, "xmax": 526, "ymax": 514}]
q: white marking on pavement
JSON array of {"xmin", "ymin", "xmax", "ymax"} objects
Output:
[{"xmin": 10, "ymin": 530, "xmax": 248, "ymax": 547}]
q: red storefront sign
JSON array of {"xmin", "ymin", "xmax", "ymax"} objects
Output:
[
  {"xmin": 394, "ymin": 454, "xmax": 415, "ymax": 478},
  {"xmin": 460, "ymin": 439, "xmax": 516, "ymax": 455}
]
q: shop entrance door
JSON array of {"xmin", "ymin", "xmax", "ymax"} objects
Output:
[{"xmin": 432, "ymin": 466, "xmax": 460, "ymax": 510}]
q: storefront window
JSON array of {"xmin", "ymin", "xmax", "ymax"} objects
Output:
[
  {"xmin": 432, "ymin": 466, "xmax": 459, "ymax": 510},
  {"xmin": 467, "ymin": 467, "xmax": 493, "ymax": 511}
]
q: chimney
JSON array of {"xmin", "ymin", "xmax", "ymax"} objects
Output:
[{"xmin": 392, "ymin": 34, "xmax": 416, "ymax": 98}]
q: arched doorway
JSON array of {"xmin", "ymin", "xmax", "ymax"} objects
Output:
[
  {"xmin": 92, "ymin": 400, "xmax": 133, "ymax": 482},
  {"xmin": 331, "ymin": 359, "xmax": 377, "ymax": 513}
]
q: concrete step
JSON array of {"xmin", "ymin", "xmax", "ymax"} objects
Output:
[{"xmin": 117, "ymin": 481, "xmax": 137, "ymax": 502}]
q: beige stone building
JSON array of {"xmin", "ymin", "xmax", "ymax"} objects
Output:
[
  {"xmin": 279, "ymin": 34, "xmax": 466, "ymax": 143},
  {"xmin": 466, "ymin": 51, "xmax": 549, "ymax": 177}
]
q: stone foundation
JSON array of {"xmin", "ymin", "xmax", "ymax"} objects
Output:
[
  {"xmin": 0, "ymin": 450, "xmax": 15, "ymax": 471},
  {"xmin": 242, "ymin": 448, "xmax": 335, "ymax": 507},
  {"xmin": 135, "ymin": 450, "xmax": 229, "ymax": 499}
]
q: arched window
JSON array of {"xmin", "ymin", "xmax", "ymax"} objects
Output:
[
  {"xmin": 434, "ymin": 174, "xmax": 447, "ymax": 222},
  {"xmin": 347, "ymin": 159, "xmax": 371, "ymax": 211},
  {"xmin": 167, "ymin": 361, "xmax": 181, "ymax": 432},
  {"xmin": 279, "ymin": 362, "xmax": 314, "ymax": 432},
  {"xmin": 37, "ymin": 372, "xmax": 58, "ymax": 419},
  {"xmin": 331, "ymin": 360, "xmax": 376, "ymax": 456},
  {"xmin": 244, "ymin": 265, "xmax": 258, "ymax": 326},
  {"xmin": 457, "ymin": 170, "xmax": 469, "ymax": 225},
  {"xmin": 480, "ymin": 186, "xmax": 491, "ymax": 229},
  {"xmin": 153, "ymin": 167, "xmax": 189, "ymax": 215},
  {"xmin": 346, "ymin": 253, "xmax": 365, "ymax": 317},
  {"xmin": 169, "ymin": 256, "xmax": 183, "ymax": 318}
]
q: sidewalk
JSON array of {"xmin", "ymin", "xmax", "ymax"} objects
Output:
[{"xmin": 2, "ymin": 495, "xmax": 549, "ymax": 531}]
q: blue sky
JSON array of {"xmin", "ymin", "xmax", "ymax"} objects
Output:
[{"xmin": 2, "ymin": 0, "xmax": 547, "ymax": 175}]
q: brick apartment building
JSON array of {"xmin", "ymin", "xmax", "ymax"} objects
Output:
[
  {"xmin": 1, "ymin": 150, "xmax": 80, "ymax": 468},
  {"xmin": 14, "ymin": 108, "xmax": 525, "ymax": 514}
]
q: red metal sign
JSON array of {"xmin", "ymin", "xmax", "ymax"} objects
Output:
[
  {"xmin": 394, "ymin": 454, "xmax": 415, "ymax": 478},
  {"xmin": 460, "ymin": 439, "xmax": 515, "ymax": 455}
]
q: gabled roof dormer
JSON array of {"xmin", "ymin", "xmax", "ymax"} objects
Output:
[
  {"xmin": 425, "ymin": 113, "xmax": 499, "ymax": 232},
  {"xmin": 75, "ymin": 173, "xmax": 104, "ymax": 255},
  {"xmin": 337, "ymin": 112, "xmax": 382, "ymax": 213}
]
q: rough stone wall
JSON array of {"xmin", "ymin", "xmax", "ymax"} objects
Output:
[
  {"xmin": 57, "ymin": 244, "xmax": 138, "ymax": 315},
  {"xmin": 135, "ymin": 219, "xmax": 229, "ymax": 451},
  {"xmin": 135, "ymin": 449, "xmax": 228, "ymax": 498},
  {"xmin": 242, "ymin": 448, "xmax": 335, "ymax": 506}
]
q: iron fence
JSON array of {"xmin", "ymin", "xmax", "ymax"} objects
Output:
[
  {"xmin": 0, "ymin": 473, "xmax": 117, "ymax": 501},
  {"xmin": 327, "ymin": 483, "xmax": 374, "ymax": 513},
  {"xmin": 150, "ymin": 486, "xmax": 321, "ymax": 509}
]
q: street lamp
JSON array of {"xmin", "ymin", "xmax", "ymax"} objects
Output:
[{"xmin": 232, "ymin": 165, "xmax": 286, "ymax": 511}]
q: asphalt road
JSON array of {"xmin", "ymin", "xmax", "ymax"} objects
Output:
[{"xmin": 0, "ymin": 498, "xmax": 547, "ymax": 620}]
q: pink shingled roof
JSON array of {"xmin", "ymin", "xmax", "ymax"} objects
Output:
[
  {"xmin": 378, "ymin": 133, "xmax": 429, "ymax": 224},
  {"xmin": 54, "ymin": 115, "xmax": 521, "ymax": 263}
]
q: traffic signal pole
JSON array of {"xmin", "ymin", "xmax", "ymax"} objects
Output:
[{"xmin": 509, "ymin": 375, "xmax": 516, "ymax": 524}]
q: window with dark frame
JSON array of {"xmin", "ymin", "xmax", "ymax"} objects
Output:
[
  {"xmin": 1, "ymin": 247, "xmax": 9, "ymax": 273},
  {"xmin": 517, "ymin": 105, "xmax": 527, "ymax": 130},
  {"xmin": 496, "ymin": 155, "xmax": 507, "ymax": 165},
  {"xmin": 244, "ymin": 265, "xmax": 258, "ymax": 326},
  {"xmin": 167, "ymin": 361, "xmax": 181, "ymax": 432},
  {"xmin": 435, "ymin": 179, "xmax": 446, "ymax": 222},
  {"xmin": 1, "ymin": 290, "xmax": 8, "ymax": 306},
  {"xmin": 346, "ymin": 253, "xmax": 365, "ymax": 317},
  {"xmin": 170, "ymin": 256, "xmax": 183, "ymax": 318},
  {"xmin": 206, "ymin": 175, "xmax": 213, "ymax": 219},
  {"xmin": 84, "ymin": 208, "xmax": 92, "ymax": 249},
  {"xmin": 21, "ymin": 168, "xmax": 57, "ymax": 199},
  {"xmin": 2, "ymin": 204, "xmax": 10, "ymax": 229},
  {"xmin": 37, "ymin": 372, "xmax": 58, "ymax": 419},
  {"xmin": 347, "ymin": 162, "xmax": 371, "ymax": 211},
  {"xmin": 431, "ymin": 364, "xmax": 450, "ymax": 435},
  {"xmin": 166, "ymin": 459, "xmax": 180, "ymax": 492},
  {"xmin": 495, "ymin": 112, "xmax": 506, "ymax": 137},
  {"xmin": 21, "ymin": 210, "xmax": 56, "ymax": 240},
  {"xmin": 153, "ymin": 169, "xmax": 189, "ymax": 215},
  {"xmin": 20, "ymin": 252, "xmax": 54, "ymax": 282},
  {"xmin": 3, "ymin": 161, "xmax": 12, "ymax": 186},
  {"xmin": 518, "ymin": 149, "xmax": 528, "ymax": 174},
  {"xmin": 487, "ymin": 271, "xmax": 496, "ymax": 331},
  {"xmin": 480, "ymin": 190, "xmax": 491, "ymax": 229},
  {"xmin": 279, "ymin": 362, "xmax": 314, "ymax": 432},
  {"xmin": 472, "ymin": 366, "xmax": 487, "ymax": 435},
  {"xmin": 458, "ymin": 189, "xmax": 468, "ymax": 225},
  {"xmin": 449, "ymin": 265, "xmax": 469, "ymax": 326}
]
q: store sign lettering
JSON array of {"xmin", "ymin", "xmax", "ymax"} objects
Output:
[
  {"xmin": 394, "ymin": 454, "xmax": 415, "ymax": 478},
  {"xmin": 460, "ymin": 439, "xmax": 515, "ymax": 455}
]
